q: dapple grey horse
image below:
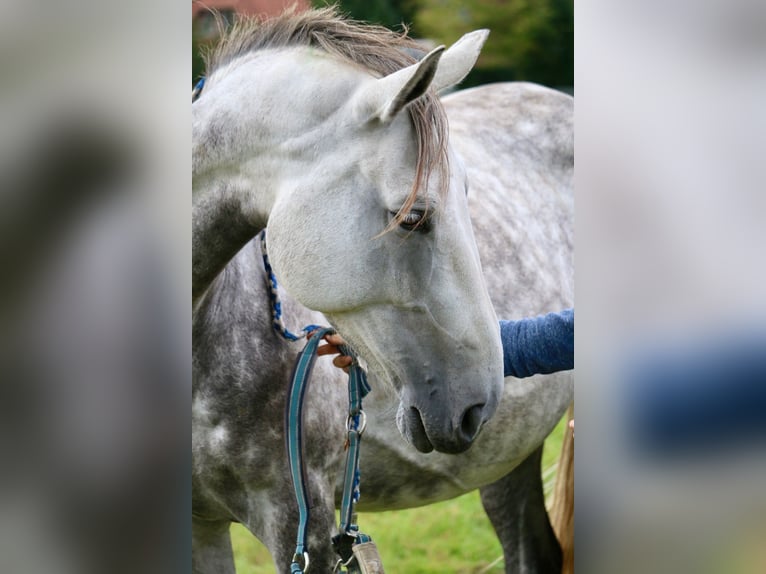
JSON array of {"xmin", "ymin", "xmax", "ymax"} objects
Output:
[{"xmin": 193, "ymin": 8, "xmax": 573, "ymax": 574}]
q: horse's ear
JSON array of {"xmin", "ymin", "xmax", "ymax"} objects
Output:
[
  {"xmin": 352, "ymin": 45, "xmax": 445, "ymax": 124},
  {"xmin": 431, "ymin": 29, "xmax": 489, "ymax": 93}
]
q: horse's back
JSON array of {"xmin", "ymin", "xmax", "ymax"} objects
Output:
[{"xmin": 444, "ymin": 82, "xmax": 573, "ymax": 317}]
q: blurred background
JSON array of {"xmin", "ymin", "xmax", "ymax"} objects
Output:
[{"xmin": 193, "ymin": 0, "xmax": 573, "ymax": 93}]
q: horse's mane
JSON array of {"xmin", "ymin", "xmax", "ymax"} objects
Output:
[{"xmin": 204, "ymin": 6, "xmax": 449, "ymax": 225}]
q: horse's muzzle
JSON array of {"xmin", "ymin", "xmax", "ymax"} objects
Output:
[{"xmin": 398, "ymin": 401, "xmax": 489, "ymax": 454}]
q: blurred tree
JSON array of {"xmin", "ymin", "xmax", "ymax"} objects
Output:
[
  {"xmin": 192, "ymin": 9, "xmax": 236, "ymax": 87},
  {"xmin": 311, "ymin": 0, "xmax": 416, "ymax": 29},
  {"xmin": 193, "ymin": 30, "xmax": 205, "ymax": 87},
  {"xmin": 411, "ymin": 0, "xmax": 572, "ymax": 88},
  {"xmin": 193, "ymin": 1, "xmax": 572, "ymax": 89}
]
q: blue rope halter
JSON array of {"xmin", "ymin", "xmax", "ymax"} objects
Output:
[
  {"xmin": 259, "ymin": 229, "xmax": 377, "ymax": 574},
  {"xmin": 259, "ymin": 230, "xmax": 321, "ymax": 341},
  {"xmin": 192, "ymin": 77, "xmax": 204, "ymax": 103}
]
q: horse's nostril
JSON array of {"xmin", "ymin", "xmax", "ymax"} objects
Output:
[
  {"xmin": 409, "ymin": 406, "xmax": 426, "ymax": 432},
  {"xmin": 407, "ymin": 406, "xmax": 433, "ymax": 453},
  {"xmin": 459, "ymin": 403, "xmax": 485, "ymax": 442}
]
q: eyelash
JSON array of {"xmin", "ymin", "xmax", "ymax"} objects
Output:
[{"xmin": 391, "ymin": 209, "xmax": 430, "ymax": 232}]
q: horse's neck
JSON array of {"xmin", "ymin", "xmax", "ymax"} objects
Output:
[
  {"xmin": 192, "ymin": 184, "xmax": 260, "ymax": 307},
  {"xmin": 192, "ymin": 98, "xmax": 317, "ymax": 308},
  {"xmin": 192, "ymin": 238, "xmax": 330, "ymax": 397},
  {"xmin": 191, "ymin": 72, "xmax": 278, "ymax": 307}
]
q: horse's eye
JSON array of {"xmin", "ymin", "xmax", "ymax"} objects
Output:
[
  {"xmin": 392, "ymin": 209, "xmax": 430, "ymax": 232},
  {"xmin": 401, "ymin": 211, "xmax": 422, "ymax": 226}
]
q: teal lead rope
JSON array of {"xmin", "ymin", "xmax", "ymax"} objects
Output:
[
  {"xmin": 285, "ymin": 327, "xmax": 374, "ymax": 574},
  {"xmin": 285, "ymin": 326, "xmax": 334, "ymax": 574},
  {"xmin": 260, "ymin": 229, "xmax": 379, "ymax": 573},
  {"xmin": 331, "ymin": 343, "xmax": 373, "ymax": 573}
]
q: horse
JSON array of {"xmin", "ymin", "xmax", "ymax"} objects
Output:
[{"xmin": 192, "ymin": 8, "xmax": 573, "ymax": 574}]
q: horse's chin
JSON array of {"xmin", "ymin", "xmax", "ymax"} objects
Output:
[{"xmin": 396, "ymin": 403, "xmax": 434, "ymax": 453}]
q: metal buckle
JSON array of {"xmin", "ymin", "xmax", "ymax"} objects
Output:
[
  {"xmin": 346, "ymin": 411, "xmax": 367, "ymax": 435},
  {"xmin": 292, "ymin": 551, "xmax": 310, "ymax": 572},
  {"xmin": 333, "ymin": 553, "xmax": 357, "ymax": 572}
]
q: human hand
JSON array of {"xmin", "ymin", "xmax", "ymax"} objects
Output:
[{"xmin": 310, "ymin": 331, "xmax": 353, "ymax": 373}]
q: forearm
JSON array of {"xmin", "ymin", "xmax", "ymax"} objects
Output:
[{"xmin": 500, "ymin": 308, "xmax": 574, "ymax": 378}]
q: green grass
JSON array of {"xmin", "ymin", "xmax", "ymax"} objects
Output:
[{"xmin": 232, "ymin": 415, "xmax": 567, "ymax": 573}]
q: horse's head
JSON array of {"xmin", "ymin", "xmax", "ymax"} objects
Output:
[
  {"xmin": 193, "ymin": 10, "xmax": 503, "ymax": 453},
  {"xmin": 261, "ymin": 29, "xmax": 503, "ymax": 454}
]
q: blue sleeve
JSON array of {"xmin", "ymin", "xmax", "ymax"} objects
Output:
[
  {"xmin": 623, "ymin": 331, "xmax": 766, "ymax": 457},
  {"xmin": 500, "ymin": 309, "xmax": 574, "ymax": 378}
]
